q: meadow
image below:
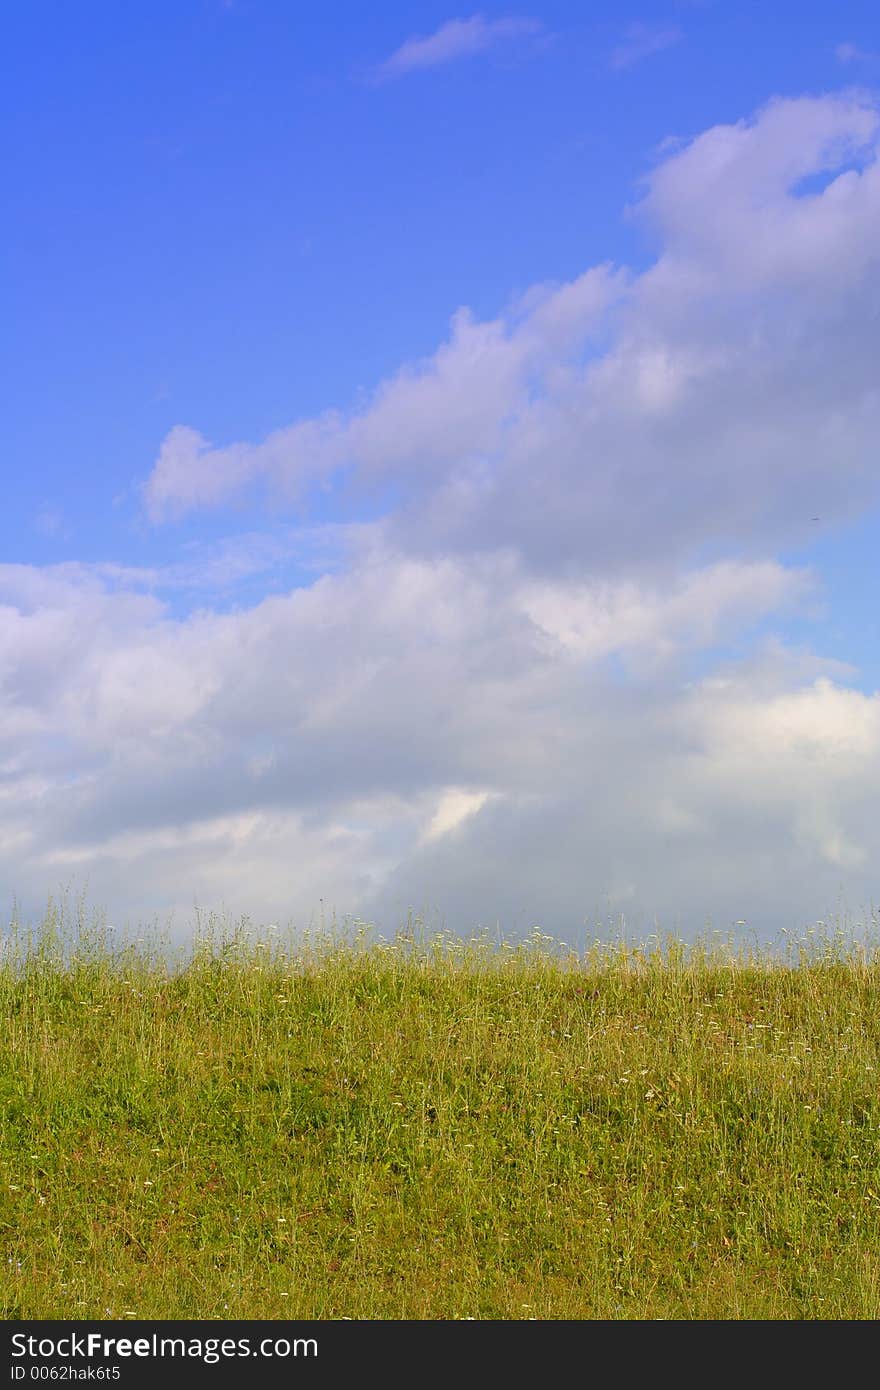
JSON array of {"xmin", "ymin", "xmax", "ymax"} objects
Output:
[{"xmin": 2, "ymin": 902, "xmax": 880, "ymax": 1320}]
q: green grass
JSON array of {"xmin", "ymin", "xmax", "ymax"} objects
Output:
[{"xmin": 3, "ymin": 905, "xmax": 880, "ymax": 1319}]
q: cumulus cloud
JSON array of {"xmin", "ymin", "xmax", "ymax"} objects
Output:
[
  {"xmin": 142, "ymin": 417, "xmax": 347, "ymax": 523},
  {"xmin": 365, "ymin": 644, "xmax": 880, "ymax": 943},
  {"xmin": 1, "ymin": 544, "xmax": 874, "ymax": 943},
  {"xmin": 5, "ymin": 91, "xmax": 880, "ymax": 944},
  {"xmin": 144, "ymin": 94, "xmax": 880, "ymax": 581},
  {"xmin": 372, "ymin": 13, "xmax": 543, "ymax": 81}
]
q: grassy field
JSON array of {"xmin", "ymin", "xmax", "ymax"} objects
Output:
[{"xmin": 2, "ymin": 904, "xmax": 880, "ymax": 1320}]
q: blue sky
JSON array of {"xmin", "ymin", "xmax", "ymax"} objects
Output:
[{"xmin": 2, "ymin": 1, "xmax": 879, "ymax": 944}]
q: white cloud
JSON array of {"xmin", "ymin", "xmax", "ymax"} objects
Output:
[
  {"xmin": 420, "ymin": 788, "xmax": 492, "ymax": 844},
  {"xmin": 365, "ymin": 631, "xmax": 880, "ymax": 934},
  {"xmin": 517, "ymin": 560, "xmax": 818, "ymax": 671},
  {"xmin": 5, "ymin": 91, "xmax": 880, "ymax": 944},
  {"xmin": 638, "ymin": 92, "xmax": 880, "ymax": 284},
  {"xmin": 143, "ymin": 94, "xmax": 880, "ymax": 585},
  {"xmin": 610, "ymin": 22, "xmax": 681, "ymax": 71},
  {"xmin": 142, "ymin": 416, "xmax": 347, "ymax": 523},
  {"xmin": 372, "ymin": 13, "xmax": 542, "ymax": 81},
  {"xmin": 1, "ymin": 545, "xmax": 874, "ymax": 942}
]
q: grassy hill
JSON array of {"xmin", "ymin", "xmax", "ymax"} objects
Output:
[{"xmin": 2, "ymin": 910, "xmax": 880, "ymax": 1319}]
